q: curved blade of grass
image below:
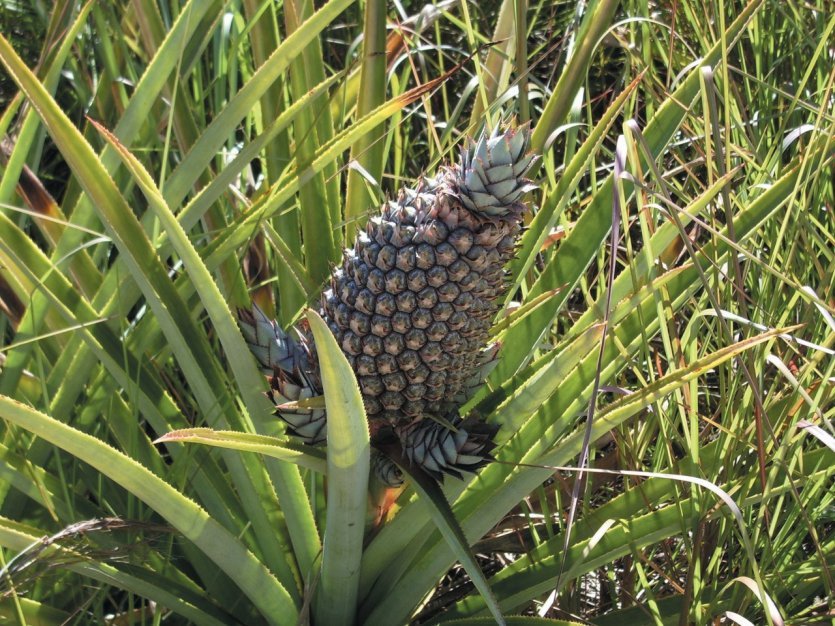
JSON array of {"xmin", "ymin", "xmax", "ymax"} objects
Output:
[
  {"xmin": 554, "ymin": 133, "xmax": 627, "ymax": 596},
  {"xmin": 0, "ymin": 518, "xmax": 233, "ymax": 626},
  {"xmin": 798, "ymin": 420, "xmax": 835, "ymax": 454},
  {"xmin": 724, "ymin": 577, "xmax": 784, "ymax": 626},
  {"xmin": 155, "ymin": 428, "xmax": 328, "ymax": 474},
  {"xmin": 0, "ymin": 395, "xmax": 296, "ymax": 622},
  {"xmin": 306, "ymin": 310, "xmax": 369, "ymax": 626}
]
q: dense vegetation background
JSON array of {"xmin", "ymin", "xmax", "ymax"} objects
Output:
[{"xmin": 0, "ymin": 0, "xmax": 832, "ymax": 624}]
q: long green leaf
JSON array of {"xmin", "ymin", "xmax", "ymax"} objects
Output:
[
  {"xmin": 0, "ymin": 212, "xmax": 252, "ymax": 536},
  {"xmin": 155, "ymin": 428, "xmax": 328, "ymax": 473},
  {"xmin": 307, "ymin": 310, "xmax": 370, "ymax": 625},
  {"xmin": 506, "ymin": 73, "xmax": 643, "ymax": 298}
]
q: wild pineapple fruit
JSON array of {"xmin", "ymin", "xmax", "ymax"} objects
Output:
[{"xmin": 240, "ymin": 124, "xmax": 537, "ymax": 484}]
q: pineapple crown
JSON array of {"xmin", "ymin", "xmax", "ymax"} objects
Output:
[{"xmin": 453, "ymin": 123, "xmax": 538, "ymax": 219}]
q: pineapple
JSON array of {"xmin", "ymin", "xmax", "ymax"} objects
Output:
[{"xmin": 240, "ymin": 124, "xmax": 537, "ymax": 485}]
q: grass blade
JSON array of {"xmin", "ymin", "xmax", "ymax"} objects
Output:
[{"xmin": 343, "ymin": 0, "xmax": 388, "ymax": 241}]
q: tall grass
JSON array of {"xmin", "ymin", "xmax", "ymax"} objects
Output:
[{"xmin": 0, "ymin": 0, "xmax": 832, "ymax": 624}]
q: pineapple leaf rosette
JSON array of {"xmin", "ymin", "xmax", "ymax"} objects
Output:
[{"xmin": 240, "ymin": 124, "xmax": 537, "ymax": 486}]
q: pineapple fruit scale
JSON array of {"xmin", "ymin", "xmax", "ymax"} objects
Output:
[{"xmin": 240, "ymin": 124, "xmax": 537, "ymax": 486}]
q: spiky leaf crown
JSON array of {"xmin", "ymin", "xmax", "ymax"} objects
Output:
[
  {"xmin": 454, "ymin": 124, "xmax": 537, "ymax": 218},
  {"xmin": 396, "ymin": 417, "xmax": 497, "ymax": 481},
  {"xmin": 238, "ymin": 306, "xmax": 310, "ymax": 374}
]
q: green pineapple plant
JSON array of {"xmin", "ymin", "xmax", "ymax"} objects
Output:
[{"xmin": 240, "ymin": 124, "xmax": 537, "ymax": 485}]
